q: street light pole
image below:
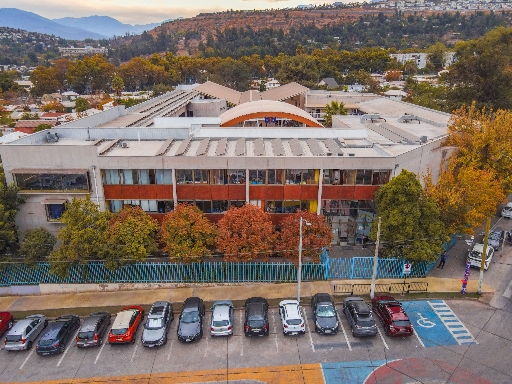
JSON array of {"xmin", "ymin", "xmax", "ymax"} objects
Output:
[
  {"xmin": 298, "ymin": 216, "xmax": 303, "ymax": 303},
  {"xmin": 370, "ymin": 217, "xmax": 382, "ymax": 300}
]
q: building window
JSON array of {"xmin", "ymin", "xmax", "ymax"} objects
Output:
[
  {"xmin": 372, "ymin": 170, "xmax": 391, "ymax": 185},
  {"xmin": 212, "ymin": 200, "xmax": 228, "ymax": 213},
  {"xmin": 108, "ymin": 200, "xmax": 174, "ymax": 213},
  {"xmin": 193, "ymin": 170, "xmax": 208, "ymax": 184},
  {"xmin": 285, "ymin": 170, "xmax": 316, "ymax": 185},
  {"xmin": 176, "ymin": 170, "xmax": 193, "ymax": 184},
  {"xmin": 342, "ymin": 170, "xmax": 356, "ymax": 185},
  {"xmin": 356, "ymin": 170, "xmax": 372, "ymax": 185},
  {"xmin": 211, "ymin": 170, "xmax": 227, "ymax": 185},
  {"xmin": 228, "ymin": 170, "xmax": 245, "ymax": 184},
  {"xmin": 15, "ymin": 173, "xmax": 89, "ymax": 191},
  {"xmin": 249, "ymin": 170, "xmax": 265, "ymax": 184},
  {"xmin": 267, "ymin": 169, "xmax": 284, "ymax": 185},
  {"xmin": 46, "ymin": 203, "xmax": 66, "ymax": 221},
  {"xmin": 229, "ymin": 200, "xmax": 245, "ymax": 208},
  {"xmin": 156, "ymin": 170, "xmax": 173, "ymax": 185}
]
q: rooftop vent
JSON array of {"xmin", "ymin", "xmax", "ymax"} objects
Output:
[
  {"xmin": 121, "ymin": 141, "xmax": 130, "ymax": 148},
  {"xmin": 45, "ymin": 132, "xmax": 59, "ymax": 143},
  {"xmin": 419, "ymin": 135, "xmax": 428, "ymax": 143},
  {"xmin": 360, "ymin": 114, "xmax": 385, "ymax": 123}
]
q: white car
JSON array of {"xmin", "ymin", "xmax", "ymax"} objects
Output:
[
  {"xmin": 501, "ymin": 203, "xmax": 512, "ymax": 219},
  {"xmin": 279, "ymin": 300, "xmax": 305, "ymax": 335},
  {"xmin": 467, "ymin": 243, "xmax": 494, "ymax": 270}
]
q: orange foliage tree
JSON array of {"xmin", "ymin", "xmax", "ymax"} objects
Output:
[
  {"xmin": 217, "ymin": 204, "xmax": 277, "ymax": 262},
  {"xmin": 160, "ymin": 203, "xmax": 217, "ymax": 262},
  {"xmin": 105, "ymin": 206, "xmax": 160, "ymax": 269},
  {"xmin": 424, "ymin": 160, "xmax": 505, "ymax": 235},
  {"xmin": 276, "ymin": 211, "xmax": 332, "ymax": 265}
]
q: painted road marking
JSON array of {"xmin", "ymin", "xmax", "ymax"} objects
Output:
[
  {"xmin": 303, "ymin": 307, "xmax": 315, "ymax": 352},
  {"xmin": 129, "ymin": 342, "xmax": 139, "ymax": 363},
  {"xmin": 239, "ymin": 311, "xmax": 243, "ymax": 357},
  {"xmin": 428, "ymin": 300, "xmax": 477, "ymax": 345},
  {"xmin": 503, "ymin": 280, "xmax": 512, "ymax": 298},
  {"xmin": 19, "ymin": 344, "xmax": 36, "ymax": 370},
  {"xmin": 402, "ymin": 300, "xmax": 476, "ymax": 347},
  {"xmin": 336, "ymin": 312, "xmax": 352, "ymax": 351},
  {"xmin": 56, "ymin": 329, "xmax": 79, "ymax": 367},
  {"xmin": 166, "ymin": 340, "xmax": 174, "ymax": 361},
  {"xmin": 323, "ymin": 360, "xmax": 388, "ymax": 384},
  {"xmin": 93, "ymin": 338, "xmax": 107, "ymax": 365},
  {"xmin": 203, "ymin": 330, "xmax": 209, "ymax": 358},
  {"xmin": 376, "ymin": 326, "xmax": 389, "ymax": 350}
]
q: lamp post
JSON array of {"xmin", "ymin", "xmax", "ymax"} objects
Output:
[{"xmin": 298, "ymin": 217, "xmax": 311, "ymax": 303}]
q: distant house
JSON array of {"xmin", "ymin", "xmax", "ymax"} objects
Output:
[
  {"xmin": 318, "ymin": 78, "xmax": 339, "ymax": 89},
  {"xmin": 40, "ymin": 112, "xmax": 68, "ymax": 122},
  {"xmin": 14, "ymin": 80, "xmax": 33, "ymax": 92},
  {"xmin": 383, "ymin": 90, "xmax": 408, "ymax": 101},
  {"xmin": 62, "ymin": 91, "xmax": 79, "ymax": 101},
  {"xmin": 14, "ymin": 120, "xmax": 58, "ymax": 134},
  {"xmin": 58, "ymin": 46, "xmax": 108, "ymax": 57}
]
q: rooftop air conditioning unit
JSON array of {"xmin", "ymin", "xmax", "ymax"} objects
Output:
[
  {"xmin": 420, "ymin": 136, "xmax": 427, "ymax": 143},
  {"xmin": 121, "ymin": 142, "xmax": 130, "ymax": 148}
]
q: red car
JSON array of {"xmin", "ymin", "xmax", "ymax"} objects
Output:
[
  {"xmin": 371, "ymin": 296, "xmax": 413, "ymax": 337},
  {"xmin": 108, "ymin": 306, "xmax": 144, "ymax": 344},
  {"xmin": 0, "ymin": 312, "xmax": 14, "ymax": 335}
]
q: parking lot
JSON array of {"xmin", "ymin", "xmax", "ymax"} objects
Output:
[{"xmin": 1, "ymin": 298, "xmax": 506, "ymax": 384}]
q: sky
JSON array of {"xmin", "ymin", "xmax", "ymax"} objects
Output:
[{"xmin": 3, "ymin": 0, "xmax": 352, "ymax": 25}]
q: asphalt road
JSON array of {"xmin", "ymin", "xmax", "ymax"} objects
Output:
[{"xmin": 0, "ymin": 298, "xmax": 510, "ymax": 383}]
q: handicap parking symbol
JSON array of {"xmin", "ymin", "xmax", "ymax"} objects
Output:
[{"xmin": 401, "ymin": 300, "xmax": 477, "ymax": 347}]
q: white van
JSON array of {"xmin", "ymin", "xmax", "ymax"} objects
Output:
[
  {"xmin": 501, "ymin": 202, "xmax": 512, "ymax": 219},
  {"xmin": 467, "ymin": 243, "xmax": 494, "ymax": 270}
]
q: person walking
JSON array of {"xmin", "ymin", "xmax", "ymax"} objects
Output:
[{"xmin": 437, "ymin": 251, "xmax": 448, "ymax": 269}]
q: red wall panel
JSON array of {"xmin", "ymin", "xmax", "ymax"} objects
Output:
[
  {"xmin": 176, "ymin": 185, "xmax": 196, "ymax": 200},
  {"xmin": 300, "ymin": 185, "xmax": 319, "ymax": 200},
  {"xmin": 104, "ymin": 185, "xmax": 174, "ymax": 200},
  {"xmin": 283, "ymin": 185, "xmax": 302, "ymax": 200},
  {"xmin": 194, "ymin": 186, "xmax": 212, "ymax": 200},
  {"xmin": 249, "ymin": 186, "xmax": 284, "ymax": 200},
  {"xmin": 211, "ymin": 186, "xmax": 229, "ymax": 200},
  {"xmin": 155, "ymin": 186, "xmax": 173, "ymax": 199},
  {"xmin": 228, "ymin": 185, "xmax": 246, "ymax": 200},
  {"xmin": 321, "ymin": 185, "xmax": 379, "ymax": 200},
  {"xmin": 205, "ymin": 214, "xmax": 224, "ymax": 223},
  {"xmin": 138, "ymin": 185, "xmax": 158, "ymax": 199}
]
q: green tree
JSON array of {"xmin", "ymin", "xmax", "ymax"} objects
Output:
[
  {"xmin": 403, "ymin": 76, "xmax": 449, "ymax": 112},
  {"xmin": 103, "ymin": 206, "xmax": 160, "ymax": 269},
  {"xmin": 426, "ymin": 42, "xmax": 448, "ymax": 72},
  {"xmin": 19, "ymin": 228, "xmax": 56, "ymax": 266},
  {"xmin": 369, "ymin": 169, "xmax": 446, "ymax": 262},
  {"xmin": 49, "ymin": 198, "xmax": 110, "ymax": 277},
  {"xmin": 160, "ymin": 203, "xmax": 217, "ymax": 261},
  {"xmin": 74, "ymin": 97, "xmax": 90, "ymax": 112},
  {"xmin": 152, "ymin": 83, "xmax": 173, "ymax": 96},
  {"xmin": 323, "ymin": 100, "xmax": 347, "ymax": 127},
  {"xmin": 34, "ymin": 124, "xmax": 53, "ymax": 133},
  {"xmin": 0, "ymin": 166, "xmax": 23, "ymax": 253},
  {"xmin": 29, "ymin": 66, "xmax": 59, "ymax": 96},
  {"xmin": 19, "ymin": 112, "xmax": 39, "ymax": 120},
  {"xmin": 111, "ymin": 76, "xmax": 124, "ymax": 97}
]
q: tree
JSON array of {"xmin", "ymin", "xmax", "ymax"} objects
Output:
[
  {"xmin": 48, "ymin": 198, "xmax": 110, "ymax": 277},
  {"xmin": 369, "ymin": 170, "xmax": 447, "ymax": 262},
  {"xmin": 323, "ymin": 100, "xmax": 347, "ymax": 127},
  {"xmin": 29, "ymin": 66, "xmax": 59, "ymax": 96},
  {"xmin": 34, "ymin": 124, "xmax": 53, "ymax": 133},
  {"xmin": 0, "ymin": 71, "xmax": 17, "ymax": 93},
  {"xmin": 217, "ymin": 204, "xmax": 277, "ymax": 262},
  {"xmin": 19, "ymin": 228, "xmax": 56, "ymax": 266},
  {"xmin": 152, "ymin": 83, "xmax": 173, "ymax": 96},
  {"xmin": 19, "ymin": 112, "xmax": 39, "ymax": 120},
  {"xmin": 444, "ymin": 104, "xmax": 512, "ymax": 192},
  {"xmin": 111, "ymin": 76, "xmax": 124, "ymax": 97},
  {"xmin": 0, "ymin": 166, "xmax": 23, "ymax": 253},
  {"xmin": 74, "ymin": 97, "xmax": 90, "ymax": 112},
  {"xmin": 424, "ymin": 161, "xmax": 504, "ymax": 235},
  {"xmin": 160, "ymin": 203, "xmax": 217, "ymax": 261},
  {"xmin": 276, "ymin": 211, "xmax": 332, "ymax": 265},
  {"xmin": 384, "ymin": 70, "xmax": 402, "ymax": 82},
  {"xmin": 42, "ymin": 101, "xmax": 64, "ymax": 112},
  {"xmin": 103, "ymin": 206, "xmax": 160, "ymax": 269},
  {"xmin": 426, "ymin": 42, "xmax": 448, "ymax": 72}
]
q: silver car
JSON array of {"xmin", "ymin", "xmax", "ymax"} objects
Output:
[
  {"xmin": 210, "ymin": 300, "xmax": 234, "ymax": 336},
  {"xmin": 5, "ymin": 314, "xmax": 47, "ymax": 351},
  {"xmin": 142, "ymin": 301, "xmax": 173, "ymax": 347}
]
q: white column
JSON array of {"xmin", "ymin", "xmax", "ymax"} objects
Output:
[
  {"xmin": 317, "ymin": 168, "xmax": 323, "ymax": 215},
  {"xmin": 172, "ymin": 169, "xmax": 178, "ymax": 207},
  {"xmin": 246, "ymin": 168, "xmax": 250, "ymax": 203}
]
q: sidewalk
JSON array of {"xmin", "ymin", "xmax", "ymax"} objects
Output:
[{"xmin": 0, "ymin": 276, "xmax": 494, "ymax": 317}]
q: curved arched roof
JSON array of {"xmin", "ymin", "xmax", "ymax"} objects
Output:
[{"xmin": 219, "ymin": 100, "xmax": 323, "ymax": 128}]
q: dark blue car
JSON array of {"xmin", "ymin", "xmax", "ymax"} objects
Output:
[{"xmin": 36, "ymin": 315, "xmax": 80, "ymax": 355}]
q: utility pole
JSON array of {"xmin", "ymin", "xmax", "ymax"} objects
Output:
[
  {"xmin": 370, "ymin": 217, "xmax": 382, "ymax": 299},
  {"xmin": 298, "ymin": 216, "xmax": 303, "ymax": 303},
  {"xmin": 477, "ymin": 218, "xmax": 491, "ymax": 295}
]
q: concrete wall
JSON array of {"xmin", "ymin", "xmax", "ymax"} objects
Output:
[
  {"xmin": 187, "ymin": 99, "xmax": 227, "ymax": 117},
  {"xmin": 59, "ymin": 106, "xmax": 125, "ymax": 128}
]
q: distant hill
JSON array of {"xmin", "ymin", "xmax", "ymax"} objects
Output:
[
  {"xmin": 0, "ymin": 8, "xmax": 106, "ymax": 40},
  {"xmin": 53, "ymin": 16, "xmax": 160, "ymax": 38}
]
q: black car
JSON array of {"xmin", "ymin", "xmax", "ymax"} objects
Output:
[
  {"xmin": 36, "ymin": 315, "xmax": 80, "ymax": 355},
  {"xmin": 177, "ymin": 297, "xmax": 205, "ymax": 343},
  {"xmin": 311, "ymin": 293, "xmax": 339, "ymax": 335},
  {"xmin": 244, "ymin": 297, "xmax": 269, "ymax": 337},
  {"xmin": 76, "ymin": 312, "xmax": 111, "ymax": 348},
  {"xmin": 142, "ymin": 301, "xmax": 174, "ymax": 347},
  {"xmin": 343, "ymin": 297, "xmax": 377, "ymax": 337}
]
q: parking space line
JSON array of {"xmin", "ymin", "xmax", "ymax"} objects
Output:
[
  {"xmin": 274, "ymin": 334, "xmax": 279, "ymax": 353},
  {"xmin": 414, "ymin": 330, "xmax": 425, "ymax": 347},
  {"xmin": 203, "ymin": 332, "xmax": 210, "ymax": 358},
  {"xmin": 94, "ymin": 340, "xmax": 107, "ymax": 365},
  {"xmin": 302, "ymin": 308, "xmax": 315, "ymax": 352},
  {"xmin": 19, "ymin": 345, "xmax": 36, "ymax": 370},
  {"xmin": 376, "ymin": 327, "xmax": 389, "ymax": 350},
  {"xmin": 336, "ymin": 312, "xmax": 352, "ymax": 351},
  {"xmin": 271, "ymin": 309, "xmax": 277, "ymax": 334},
  {"xmin": 166, "ymin": 340, "xmax": 174, "ymax": 361},
  {"xmin": 129, "ymin": 342, "xmax": 139, "ymax": 363},
  {"xmin": 57, "ymin": 329, "xmax": 79, "ymax": 367},
  {"xmin": 239, "ymin": 311, "xmax": 243, "ymax": 357}
]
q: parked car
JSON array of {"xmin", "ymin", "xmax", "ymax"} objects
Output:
[
  {"xmin": 311, "ymin": 293, "xmax": 339, "ymax": 335},
  {"xmin": 467, "ymin": 243, "xmax": 494, "ymax": 270},
  {"xmin": 76, "ymin": 312, "xmax": 110, "ymax": 348},
  {"xmin": 279, "ymin": 300, "xmax": 305, "ymax": 335},
  {"xmin": 501, "ymin": 202, "xmax": 512, "ymax": 218},
  {"xmin": 5, "ymin": 314, "xmax": 47, "ymax": 351},
  {"xmin": 108, "ymin": 306, "xmax": 144, "ymax": 344},
  {"xmin": 371, "ymin": 296, "xmax": 413, "ymax": 337},
  {"xmin": 0, "ymin": 312, "xmax": 14, "ymax": 336},
  {"xmin": 488, "ymin": 230, "xmax": 504, "ymax": 251},
  {"xmin": 36, "ymin": 315, "xmax": 80, "ymax": 355},
  {"xmin": 343, "ymin": 297, "xmax": 377, "ymax": 337},
  {"xmin": 210, "ymin": 300, "xmax": 234, "ymax": 337},
  {"xmin": 142, "ymin": 301, "xmax": 173, "ymax": 347},
  {"xmin": 177, "ymin": 297, "xmax": 205, "ymax": 343},
  {"xmin": 244, "ymin": 297, "xmax": 269, "ymax": 337}
]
